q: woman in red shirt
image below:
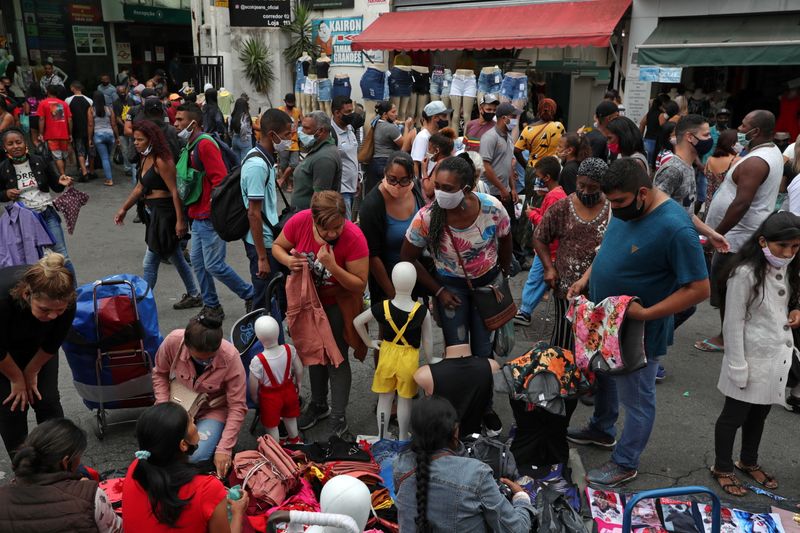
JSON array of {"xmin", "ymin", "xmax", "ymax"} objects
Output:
[{"xmin": 122, "ymin": 402, "xmax": 248, "ymax": 532}]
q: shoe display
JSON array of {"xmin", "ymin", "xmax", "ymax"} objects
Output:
[
  {"xmin": 586, "ymin": 461, "xmax": 637, "ymax": 487},
  {"xmin": 566, "ymin": 426, "xmax": 616, "ymax": 448},
  {"xmin": 298, "ymin": 402, "xmax": 331, "ymax": 430},
  {"xmin": 173, "ymin": 294, "xmax": 203, "ymax": 310},
  {"xmin": 514, "ymin": 311, "xmax": 531, "ymax": 326}
]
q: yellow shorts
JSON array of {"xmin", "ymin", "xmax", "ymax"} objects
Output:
[{"xmin": 371, "ymin": 342, "xmax": 420, "ymax": 399}]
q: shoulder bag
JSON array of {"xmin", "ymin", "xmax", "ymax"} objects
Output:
[
  {"xmin": 444, "ymin": 224, "xmax": 517, "ymax": 331},
  {"xmin": 168, "ymin": 341, "xmax": 208, "ymax": 418}
]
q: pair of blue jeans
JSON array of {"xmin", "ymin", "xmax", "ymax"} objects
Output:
[
  {"xmin": 436, "ymin": 274, "xmax": 494, "ymax": 358},
  {"xmin": 243, "ymin": 242, "xmax": 283, "ymax": 314},
  {"xmin": 519, "ymin": 255, "xmax": 546, "ymax": 315},
  {"xmin": 142, "ymin": 245, "xmax": 198, "ymax": 296},
  {"xmin": 92, "ymin": 130, "xmax": 115, "ymax": 183},
  {"xmin": 40, "ymin": 206, "xmax": 75, "ymax": 280},
  {"xmin": 500, "ymin": 74, "xmax": 528, "ymax": 102},
  {"xmin": 478, "ymin": 69, "xmax": 503, "ymax": 95},
  {"xmin": 587, "ymin": 358, "xmax": 661, "ymax": 470},
  {"xmin": 388, "ymin": 67, "xmax": 413, "ymax": 97},
  {"xmin": 189, "ymin": 218, "xmax": 254, "ymax": 308},
  {"xmin": 294, "ymin": 60, "xmax": 306, "ymax": 93},
  {"xmin": 231, "ymin": 133, "xmax": 252, "ymax": 164},
  {"xmin": 341, "ymin": 192, "xmax": 354, "ymax": 221},
  {"xmin": 188, "ymin": 418, "xmax": 225, "ymax": 462},
  {"xmin": 332, "ymin": 77, "xmax": 352, "ymax": 98},
  {"xmin": 360, "ymin": 67, "xmax": 387, "ymax": 100},
  {"xmin": 429, "ymin": 68, "xmax": 452, "ymax": 97}
]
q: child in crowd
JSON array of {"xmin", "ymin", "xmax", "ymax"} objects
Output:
[
  {"xmin": 711, "ymin": 211, "xmax": 800, "ymax": 496},
  {"xmin": 514, "ymin": 156, "xmax": 566, "ymax": 325}
]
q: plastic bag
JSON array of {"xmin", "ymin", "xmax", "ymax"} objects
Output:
[
  {"xmin": 535, "ymin": 485, "xmax": 589, "ymax": 533},
  {"xmin": 493, "ymin": 320, "xmax": 516, "ymax": 359}
]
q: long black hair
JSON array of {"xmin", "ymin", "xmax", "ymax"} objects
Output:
[
  {"xmin": 132, "ymin": 403, "xmax": 199, "ymax": 527},
  {"xmin": 427, "ymin": 156, "xmax": 475, "ymax": 257},
  {"xmin": 409, "ymin": 397, "xmax": 459, "ymax": 533},
  {"xmin": 230, "ymin": 97, "xmax": 250, "ymax": 135},
  {"xmin": 385, "ymin": 150, "xmax": 414, "ymax": 180},
  {"xmin": 12, "ymin": 418, "xmax": 87, "ymax": 482},
  {"xmin": 721, "ymin": 211, "xmax": 800, "ymax": 316},
  {"xmin": 91, "ymin": 90, "xmax": 106, "ymax": 118},
  {"xmin": 607, "ymin": 116, "xmax": 645, "ymax": 157}
]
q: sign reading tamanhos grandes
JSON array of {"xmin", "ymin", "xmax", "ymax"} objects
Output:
[{"xmin": 311, "ymin": 16, "xmax": 364, "ymax": 66}]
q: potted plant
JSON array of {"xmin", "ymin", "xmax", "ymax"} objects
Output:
[
  {"xmin": 281, "ymin": 1, "xmax": 320, "ymax": 65},
  {"xmin": 238, "ymin": 37, "xmax": 276, "ymax": 105}
]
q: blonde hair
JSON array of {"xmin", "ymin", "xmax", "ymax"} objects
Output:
[
  {"xmin": 10, "ymin": 253, "xmax": 76, "ymax": 306},
  {"xmin": 310, "ymin": 191, "xmax": 346, "ymax": 229}
]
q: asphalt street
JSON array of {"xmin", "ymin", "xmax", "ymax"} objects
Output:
[{"xmin": 1, "ymin": 163, "xmax": 798, "ymax": 517}]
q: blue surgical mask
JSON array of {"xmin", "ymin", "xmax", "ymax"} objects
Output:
[{"xmin": 298, "ymin": 128, "xmax": 318, "ymax": 149}]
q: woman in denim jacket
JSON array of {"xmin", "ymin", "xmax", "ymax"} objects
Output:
[{"xmin": 393, "ymin": 397, "xmax": 534, "ymax": 532}]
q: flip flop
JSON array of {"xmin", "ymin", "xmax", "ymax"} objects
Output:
[
  {"xmin": 694, "ymin": 338, "xmax": 723, "ymax": 352},
  {"xmin": 103, "ymin": 180, "xmax": 114, "ymax": 187}
]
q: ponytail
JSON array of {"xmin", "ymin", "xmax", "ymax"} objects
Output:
[
  {"xmin": 413, "ymin": 448, "xmax": 432, "ymax": 532},
  {"xmin": 12, "ymin": 418, "xmax": 87, "ymax": 482},
  {"xmin": 11, "ymin": 252, "xmax": 75, "ymax": 307}
]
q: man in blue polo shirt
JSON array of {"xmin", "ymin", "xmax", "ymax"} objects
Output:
[
  {"xmin": 566, "ymin": 158, "xmax": 710, "ymax": 487},
  {"xmin": 241, "ymin": 108, "xmax": 293, "ymax": 311}
]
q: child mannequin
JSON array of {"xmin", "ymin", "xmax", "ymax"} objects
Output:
[
  {"xmin": 248, "ymin": 315, "xmax": 303, "ymax": 444},
  {"xmin": 353, "ymin": 262, "xmax": 433, "ymax": 440}
]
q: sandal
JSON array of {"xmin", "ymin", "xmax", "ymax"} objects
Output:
[
  {"xmin": 103, "ymin": 180, "xmax": 114, "ymax": 187},
  {"xmin": 694, "ymin": 338, "xmax": 723, "ymax": 352},
  {"xmin": 710, "ymin": 467, "xmax": 747, "ymax": 497},
  {"xmin": 735, "ymin": 461, "xmax": 778, "ymax": 490}
]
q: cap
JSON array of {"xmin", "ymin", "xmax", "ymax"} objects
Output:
[
  {"xmin": 716, "ymin": 108, "xmax": 731, "ymax": 116},
  {"xmin": 423, "ymin": 100, "xmax": 452, "ymax": 117},
  {"xmin": 141, "ymin": 88, "xmax": 156, "ymax": 98},
  {"xmin": 481, "ymin": 93, "xmax": 500, "ymax": 105},
  {"xmin": 203, "ymin": 83, "xmax": 213, "ymax": 91},
  {"xmin": 169, "ymin": 93, "xmax": 181, "ymax": 101},
  {"xmin": 144, "ymin": 96, "xmax": 163, "ymax": 114},
  {"xmin": 595, "ymin": 100, "xmax": 619, "ymax": 119},
  {"xmin": 496, "ymin": 103, "xmax": 521, "ymax": 118}
]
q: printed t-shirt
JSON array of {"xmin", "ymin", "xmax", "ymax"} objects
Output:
[
  {"xmin": 39, "ymin": 97, "xmax": 71, "ymax": 141},
  {"xmin": 14, "ymin": 160, "xmax": 52, "ymax": 212},
  {"xmin": 122, "ymin": 459, "xmax": 227, "ymax": 532},
  {"xmin": 240, "ymin": 146, "xmax": 278, "ymax": 247},
  {"xmin": 515, "ymin": 121, "xmax": 565, "ymax": 166},
  {"xmin": 589, "ymin": 200, "xmax": 708, "ymax": 357},
  {"xmin": 653, "ymin": 155, "xmax": 696, "ymax": 215},
  {"xmin": 464, "ymin": 119, "xmax": 495, "ymax": 152},
  {"xmin": 370, "ymin": 301, "xmax": 428, "ymax": 348},
  {"xmin": 281, "ymin": 209, "xmax": 368, "ymax": 304},
  {"xmin": 405, "ymin": 192, "xmax": 510, "ymax": 279}
]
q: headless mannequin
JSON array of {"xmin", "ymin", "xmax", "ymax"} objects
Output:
[
  {"xmin": 362, "ymin": 62, "xmax": 387, "ymax": 132},
  {"xmin": 411, "ymin": 65, "xmax": 430, "ymax": 125},
  {"xmin": 297, "ymin": 52, "xmax": 312, "ymax": 116},
  {"xmin": 353, "ymin": 262, "xmax": 433, "ymax": 440},
  {"xmin": 248, "ymin": 316, "xmax": 303, "ymax": 441},
  {"xmin": 390, "ymin": 64, "xmax": 413, "ymax": 122},
  {"xmin": 477, "ymin": 65, "xmax": 500, "ymax": 106},
  {"xmin": 451, "ymin": 68, "xmax": 475, "ymax": 134},
  {"xmin": 316, "ymin": 53, "xmax": 332, "ymax": 115},
  {"xmin": 413, "ymin": 344, "xmax": 500, "ymax": 396}
]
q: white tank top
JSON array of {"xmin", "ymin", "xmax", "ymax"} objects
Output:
[{"xmin": 705, "ymin": 143, "xmax": 783, "ymax": 253}]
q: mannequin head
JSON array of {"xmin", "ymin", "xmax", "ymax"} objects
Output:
[
  {"xmin": 391, "ymin": 262, "xmax": 417, "ymax": 296},
  {"xmin": 319, "ymin": 475, "xmax": 371, "ymax": 532},
  {"xmin": 254, "ymin": 316, "xmax": 281, "ymax": 349}
]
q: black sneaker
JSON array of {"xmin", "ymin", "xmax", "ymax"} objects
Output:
[
  {"xmin": 514, "ymin": 311, "xmax": 531, "ymax": 326},
  {"xmin": 298, "ymin": 402, "xmax": 330, "ymax": 430},
  {"xmin": 244, "ymin": 298, "xmax": 254, "ymax": 314},
  {"xmin": 173, "ymin": 294, "xmax": 203, "ymax": 310},
  {"xmin": 200, "ymin": 305, "xmax": 225, "ymax": 322},
  {"xmin": 329, "ymin": 415, "xmax": 353, "ymax": 440},
  {"xmin": 567, "ymin": 426, "xmax": 616, "ymax": 448},
  {"xmin": 483, "ymin": 410, "xmax": 503, "ymax": 437}
]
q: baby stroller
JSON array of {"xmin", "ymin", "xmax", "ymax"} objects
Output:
[
  {"xmin": 622, "ymin": 486, "xmax": 721, "ymax": 533},
  {"xmin": 229, "ymin": 273, "xmax": 287, "ymax": 434},
  {"xmin": 63, "ymin": 275, "xmax": 163, "ymax": 439}
]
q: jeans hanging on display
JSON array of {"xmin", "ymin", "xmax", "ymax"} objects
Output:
[
  {"xmin": 500, "ymin": 73, "xmax": 528, "ymax": 108},
  {"xmin": 361, "ymin": 67, "xmax": 388, "ymax": 100},
  {"xmin": 388, "ymin": 67, "xmax": 413, "ymax": 97},
  {"xmin": 429, "ymin": 67, "xmax": 452, "ymax": 97},
  {"xmin": 478, "ymin": 68, "xmax": 503, "ymax": 95},
  {"xmin": 449, "ymin": 73, "xmax": 477, "ymax": 97},
  {"xmin": 332, "ymin": 76, "xmax": 352, "ymax": 98},
  {"xmin": 317, "ymin": 79, "xmax": 333, "ymax": 102},
  {"xmin": 294, "ymin": 60, "xmax": 307, "ymax": 93}
]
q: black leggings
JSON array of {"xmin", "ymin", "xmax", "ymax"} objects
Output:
[
  {"xmin": 0, "ymin": 355, "xmax": 64, "ymax": 457},
  {"xmin": 714, "ymin": 396, "xmax": 772, "ymax": 472}
]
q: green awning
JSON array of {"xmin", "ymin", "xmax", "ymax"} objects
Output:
[{"xmin": 637, "ymin": 13, "xmax": 800, "ymax": 66}]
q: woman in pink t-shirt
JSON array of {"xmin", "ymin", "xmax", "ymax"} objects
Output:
[{"xmin": 273, "ymin": 191, "xmax": 369, "ymax": 439}]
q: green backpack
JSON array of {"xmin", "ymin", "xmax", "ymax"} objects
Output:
[{"xmin": 176, "ymin": 133, "xmax": 216, "ymax": 206}]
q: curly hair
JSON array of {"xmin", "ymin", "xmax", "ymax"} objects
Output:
[
  {"xmin": 427, "ymin": 156, "xmax": 474, "ymax": 258},
  {"xmin": 132, "ymin": 120, "xmax": 173, "ymax": 163}
]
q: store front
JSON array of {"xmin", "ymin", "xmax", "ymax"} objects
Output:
[{"xmin": 351, "ymin": 0, "xmax": 631, "ymax": 131}]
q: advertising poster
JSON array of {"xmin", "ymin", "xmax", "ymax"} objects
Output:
[
  {"xmin": 311, "ymin": 16, "xmax": 364, "ymax": 66},
  {"xmin": 229, "ymin": 0, "xmax": 291, "ymax": 28},
  {"xmin": 116, "ymin": 42, "xmax": 131, "ymax": 64},
  {"xmin": 73, "ymin": 25, "xmax": 106, "ymax": 56}
]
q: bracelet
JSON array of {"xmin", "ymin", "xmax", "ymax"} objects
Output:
[{"xmin": 435, "ymin": 286, "xmax": 445, "ymax": 298}]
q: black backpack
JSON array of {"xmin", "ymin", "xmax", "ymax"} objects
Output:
[{"xmin": 210, "ymin": 149, "xmax": 296, "ymax": 242}]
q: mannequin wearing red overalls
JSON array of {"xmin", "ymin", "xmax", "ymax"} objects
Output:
[{"xmin": 248, "ymin": 315, "xmax": 304, "ymax": 444}]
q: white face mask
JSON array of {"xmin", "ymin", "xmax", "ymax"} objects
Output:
[
  {"xmin": 177, "ymin": 120, "xmax": 195, "ymax": 141},
  {"xmin": 140, "ymin": 144, "xmax": 153, "ymax": 156},
  {"xmin": 435, "ymin": 188, "xmax": 465, "ymax": 210},
  {"xmin": 272, "ymin": 133, "xmax": 292, "ymax": 152},
  {"xmin": 762, "ymin": 246, "xmax": 794, "ymax": 269}
]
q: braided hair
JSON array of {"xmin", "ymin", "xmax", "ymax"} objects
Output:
[
  {"xmin": 427, "ymin": 156, "xmax": 475, "ymax": 258},
  {"xmin": 410, "ymin": 397, "xmax": 459, "ymax": 532}
]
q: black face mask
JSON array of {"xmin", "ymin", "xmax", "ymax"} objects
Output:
[
  {"xmin": 341, "ymin": 113, "xmax": 355, "ymax": 125},
  {"xmin": 577, "ymin": 191, "xmax": 601, "ymax": 207},
  {"xmin": 482, "ymin": 112, "xmax": 495, "ymax": 122},
  {"xmin": 350, "ymin": 113, "xmax": 365, "ymax": 130},
  {"xmin": 436, "ymin": 119, "xmax": 449, "ymax": 129},
  {"xmin": 612, "ymin": 194, "xmax": 646, "ymax": 221}
]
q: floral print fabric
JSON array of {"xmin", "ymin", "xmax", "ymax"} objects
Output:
[{"xmin": 405, "ymin": 192, "xmax": 510, "ymax": 279}]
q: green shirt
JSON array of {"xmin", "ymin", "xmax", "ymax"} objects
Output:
[{"xmin": 291, "ymin": 137, "xmax": 342, "ymax": 210}]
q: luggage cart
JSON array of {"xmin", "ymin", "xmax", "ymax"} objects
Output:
[{"xmin": 622, "ymin": 486, "xmax": 721, "ymax": 533}]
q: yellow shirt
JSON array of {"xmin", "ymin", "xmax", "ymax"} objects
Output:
[
  {"xmin": 514, "ymin": 121, "xmax": 565, "ymax": 166},
  {"xmin": 277, "ymin": 105, "xmax": 302, "ymax": 152}
]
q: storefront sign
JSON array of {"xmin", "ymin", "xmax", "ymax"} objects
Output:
[
  {"xmin": 73, "ymin": 25, "xmax": 106, "ymax": 56},
  {"xmin": 624, "ymin": 64, "xmax": 651, "ymax": 125},
  {"xmin": 123, "ymin": 4, "xmax": 191, "ymax": 25},
  {"xmin": 116, "ymin": 42, "xmax": 131, "ymax": 64},
  {"xmin": 68, "ymin": 4, "xmax": 101, "ymax": 23},
  {"xmin": 229, "ymin": 0, "xmax": 291, "ymax": 27},
  {"xmin": 308, "ymin": 0, "xmax": 355, "ymax": 9},
  {"xmin": 312, "ymin": 16, "xmax": 363, "ymax": 66},
  {"xmin": 638, "ymin": 66, "xmax": 683, "ymax": 83},
  {"xmin": 25, "ymin": 0, "xmax": 70, "ymax": 65}
]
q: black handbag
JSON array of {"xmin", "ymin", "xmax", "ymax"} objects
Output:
[{"xmin": 445, "ymin": 225, "xmax": 517, "ymax": 331}]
